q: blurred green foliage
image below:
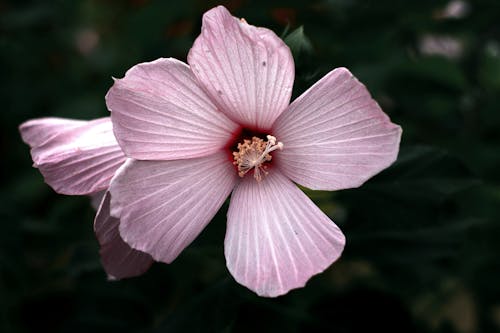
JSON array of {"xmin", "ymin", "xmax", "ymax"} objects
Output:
[{"xmin": 2, "ymin": 0, "xmax": 500, "ymax": 332}]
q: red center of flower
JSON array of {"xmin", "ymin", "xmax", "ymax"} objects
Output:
[{"xmin": 227, "ymin": 128, "xmax": 283, "ymax": 182}]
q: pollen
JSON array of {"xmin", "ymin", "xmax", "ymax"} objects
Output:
[{"xmin": 233, "ymin": 135, "xmax": 284, "ymax": 182}]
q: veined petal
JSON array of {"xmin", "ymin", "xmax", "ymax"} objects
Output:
[
  {"xmin": 106, "ymin": 58, "xmax": 239, "ymax": 160},
  {"xmin": 109, "ymin": 152, "xmax": 238, "ymax": 264},
  {"xmin": 188, "ymin": 6, "xmax": 294, "ymax": 130},
  {"xmin": 94, "ymin": 192, "xmax": 153, "ymax": 280},
  {"xmin": 19, "ymin": 117, "xmax": 126, "ymax": 195},
  {"xmin": 273, "ymin": 68, "xmax": 402, "ymax": 191},
  {"xmin": 225, "ymin": 171, "xmax": 345, "ymax": 297},
  {"xmin": 20, "ymin": 118, "xmax": 87, "ymax": 157},
  {"xmin": 90, "ymin": 190, "xmax": 106, "ymax": 210}
]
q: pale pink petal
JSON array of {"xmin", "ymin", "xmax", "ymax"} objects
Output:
[
  {"xmin": 90, "ymin": 190, "xmax": 106, "ymax": 210},
  {"xmin": 273, "ymin": 68, "xmax": 402, "ymax": 191},
  {"xmin": 109, "ymin": 152, "xmax": 238, "ymax": 263},
  {"xmin": 20, "ymin": 118, "xmax": 87, "ymax": 158},
  {"xmin": 19, "ymin": 117, "xmax": 126, "ymax": 195},
  {"xmin": 225, "ymin": 171, "xmax": 345, "ymax": 297},
  {"xmin": 106, "ymin": 58, "xmax": 239, "ymax": 160},
  {"xmin": 188, "ymin": 6, "xmax": 294, "ymax": 130},
  {"xmin": 94, "ymin": 192, "xmax": 153, "ymax": 280}
]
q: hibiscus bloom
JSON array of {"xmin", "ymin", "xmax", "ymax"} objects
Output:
[
  {"xmin": 104, "ymin": 6, "xmax": 402, "ymax": 296},
  {"xmin": 19, "ymin": 117, "xmax": 154, "ymax": 279}
]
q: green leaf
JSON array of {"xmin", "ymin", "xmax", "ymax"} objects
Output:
[
  {"xmin": 363, "ymin": 146, "xmax": 480, "ymax": 202},
  {"xmin": 283, "ymin": 26, "xmax": 313, "ymax": 59},
  {"xmin": 395, "ymin": 57, "xmax": 468, "ymax": 91}
]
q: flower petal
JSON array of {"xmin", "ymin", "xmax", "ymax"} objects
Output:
[
  {"xmin": 188, "ymin": 6, "xmax": 294, "ymax": 130},
  {"xmin": 90, "ymin": 190, "xmax": 106, "ymax": 210},
  {"xmin": 19, "ymin": 117, "xmax": 126, "ymax": 195},
  {"xmin": 273, "ymin": 68, "xmax": 402, "ymax": 191},
  {"xmin": 225, "ymin": 171, "xmax": 345, "ymax": 297},
  {"xmin": 109, "ymin": 152, "xmax": 238, "ymax": 263},
  {"xmin": 19, "ymin": 117, "xmax": 87, "ymax": 157},
  {"xmin": 106, "ymin": 58, "xmax": 239, "ymax": 160},
  {"xmin": 94, "ymin": 192, "xmax": 153, "ymax": 280}
]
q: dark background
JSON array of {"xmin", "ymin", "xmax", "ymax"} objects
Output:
[{"xmin": 2, "ymin": 0, "xmax": 500, "ymax": 332}]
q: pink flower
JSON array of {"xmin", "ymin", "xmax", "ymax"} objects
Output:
[
  {"xmin": 19, "ymin": 117, "xmax": 153, "ymax": 280},
  {"xmin": 104, "ymin": 6, "xmax": 402, "ymax": 296}
]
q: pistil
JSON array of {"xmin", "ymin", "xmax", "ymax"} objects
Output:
[{"xmin": 232, "ymin": 135, "xmax": 283, "ymax": 182}]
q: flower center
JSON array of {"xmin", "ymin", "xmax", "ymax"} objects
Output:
[{"xmin": 232, "ymin": 135, "xmax": 283, "ymax": 182}]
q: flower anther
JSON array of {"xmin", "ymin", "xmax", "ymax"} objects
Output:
[{"xmin": 232, "ymin": 135, "xmax": 283, "ymax": 182}]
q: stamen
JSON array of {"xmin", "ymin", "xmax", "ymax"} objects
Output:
[{"xmin": 232, "ymin": 135, "xmax": 284, "ymax": 182}]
